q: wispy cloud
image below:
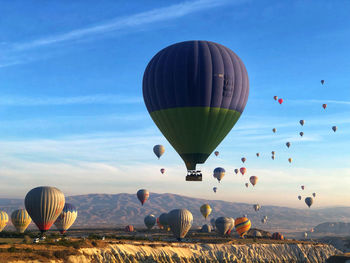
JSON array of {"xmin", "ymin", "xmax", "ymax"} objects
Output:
[
  {"xmin": 0, "ymin": 94, "xmax": 142, "ymax": 106},
  {"xmin": 289, "ymin": 99, "xmax": 350, "ymax": 105}
]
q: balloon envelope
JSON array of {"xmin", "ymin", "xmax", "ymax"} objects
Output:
[
  {"xmin": 0, "ymin": 211, "xmax": 8, "ymax": 232},
  {"xmin": 312, "ymin": 193, "xmax": 316, "ymax": 198},
  {"xmin": 300, "ymin": 120, "xmax": 305, "ymax": 126},
  {"xmin": 160, "ymin": 168, "xmax": 165, "ymax": 174},
  {"xmin": 298, "ymin": 195, "xmax": 302, "ymax": 200},
  {"xmin": 153, "ymin": 145, "xmax": 165, "ymax": 159},
  {"xmin": 245, "ymin": 183, "xmax": 249, "ymax": 188},
  {"xmin": 305, "ymin": 197, "xmax": 313, "ymax": 208},
  {"xmin": 137, "ymin": 189, "xmax": 149, "ymax": 205},
  {"xmin": 215, "ymin": 217, "xmax": 232, "ymax": 236},
  {"xmin": 288, "ymin": 158, "xmax": 292, "ymax": 163},
  {"xmin": 143, "ymin": 41, "xmax": 249, "ymax": 172},
  {"xmin": 273, "ymin": 96, "xmax": 278, "ymax": 101},
  {"xmin": 159, "ymin": 213, "xmax": 169, "ymax": 227},
  {"xmin": 144, "ymin": 214, "xmax": 156, "ymax": 230},
  {"xmin": 234, "ymin": 169, "xmax": 239, "ymax": 174},
  {"xmin": 272, "ymin": 232, "xmax": 284, "ymax": 240},
  {"xmin": 272, "ymin": 128, "xmax": 276, "ymax": 133},
  {"xmin": 240, "ymin": 167, "xmax": 246, "ymax": 175},
  {"xmin": 332, "ymin": 126, "xmax": 337, "ymax": 132},
  {"xmin": 250, "ymin": 176, "xmax": 258, "ymax": 186},
  {"xmin": 11, "ymin": 209, "xmax": 31, "ymax": 233},
  {"xmin": 201, "ymin": 224, "xmax": 211, "ymax": 233},
  {"xmin": 234, "ymin": 217, "xmax": 251, "ymax": 237},
  {"xmin": 322, "ymin": 104, "xmax": 327, "ymax": 109},
  {"xmin": 213, "ymin": 187, "xmax": 217, "ymax": 193},
  {"xmin": 241, "ymin": 157, "xmax": 246, "ymax": 163},
  {"xmin": 167, "ymin": 209, "xmax": 193, "ymax": 240},
  {"xmin": 286, "ymin": 142, "xmax": 291, "ymax": 148},
  {"xmin": 278, "ymin": 98, "xmax": 283, "ymax": 104},
  {"xmin": 214, "ymin": 167, "xmax": 225, "ymax": 182},
  {"xmin": 300, "ymin": 132, "xmax": 304, "ymax": 137},
  {"xmin": 25, "ymin": 186, "xmax": 65, "ymax": 233},
  {"xmin": 321, "ymin": 80, "xmax": 325, "ymax": 85},
  {"xmin": 253, "ymin": 204, "xmax": 260, "ymax": 212},
  {"xmin": 256, "ymin": 153, "xmax": 260, "ymax": 157},
  {"xmin": 54, "ymin": 203, "xmax": 78, "ymax": 234},
  {"xmin": 200, "ymin": 204, "xmax": 212, "ymax": 219},
  {"xmin": 214, "ymin": 151, "xmax": 219, "ymax": 156}
]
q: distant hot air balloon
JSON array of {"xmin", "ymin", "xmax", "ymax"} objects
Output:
[
  {"xmin": 272, "ymin": 232, "xmax": 284, "ymax": 240},
  {"xmin": 310, "ymin": 228, "xmax": 314, "ymax": 233},
  {"xmin": 304, "ymin": 232, "xmax": 308, "ymax": 239},
  {"xmin": 234, "ymin": 169, "xmax": 239, "ymax": 175},
  {"xmin": 215, "ymin": 217, "xmax": 232, "ymax": 236},
  {"xmin": 256, "ymin": 153, "xmax": 260, "ymax": 157},
  {"xmin": 153, "ymin": 145, "xmax": 165, "ymax": 159},
  {"xmin": 241, "ymin": 157, "xmax": 246, "ymax": 163},
  {"xmin": 300, "ymin": 120, "xmax": 305, "ymax": 126},
  {"xmin": 264, "ymin": 216, "xmax": 268, "ymax": 220},
  {"xmin": 160, "ymin": 168, "xmax": 165, "ymax": 174},
  {"xmin": 321, "ymin": 80, "xmax": 325, "ymax": 85},
  {"xmin": 301, "ymin": 186, "xmax": 305, "ymax": 190},
  {"xmin": 0, "ymin": 211, "xmax": 8, "ymax": 232},
  {"xmin": 200, "ymin": 204, "xmax": 212, "ymax": 219},
  {"xmin": 144, "ymin": 214, "xmax": 156, "ymax": 230},
  {"xmin": 25, "ymin": 186, "xmax": 65, "ymax": 233},
  {"xmin": 299, "ymin": 132, "xmax": 304, "ymax": 137},
  {"xmin": 245, "ymin": 183, "xmax": 249, "ymax": 188},
  {"xmin": 250, "ymin": 176, "xmax": 258, "ymax": 186},
  {"xmin": 272, "ymin": 128, "xmax": 277, "ymax": 133},
  {"xmin": 272, "ymin": 151, "xmax": 275, "ymax": 155},
  {"xmin": 234, "ymin": 217, "xmax": 251, "ymax": 238},
  {"xmin": 159, "ymin": 213, "xmax": 169, "ymax": 228},
  {"xmin": 261, "ymin": 218, "xmax": 267, "ymax": 224},
  {"xmin": 253, "ymin": 204, "xmax": 260, "ymax": 212},
  {"xmin": 125, "ymin": 225, "xmax": 134, "ymax": 232},
  {"xmin": 312, "ymin": 192, "xmax": 316, "ymax": 198},
  {"xmin": 273, "ymin": 96, "xmax": 278, "ymax": 101},
  {"xmin": 214, "ymin": 167, "xmax": 225, "ymax": 182},
  {"xmin": 143, "ymin": 41, "xmax": 249, "ymax": 181},
  {"xmin": 322, "ymin": 104, "xmax": 327, "ymax": 109},
  {"xmin": 54, "ymin": 203, "xmax": 78, "ymax": 234},
  {"xmin": 298, "ymin": 195, "xmax": 302, "ymax": 200},
  {"xmin": 11, "ymin": 209, "xmax": 31, "ymax": 233},
  {"xmin": 201, "ymin": 224, "xmax": 211, "ymax": 233},
  {"xmin": 286, "ymin": 142, "xmax": 291, "ymax": 148},
  {"xmin": 305, "ymin": 197, "xmax": 313, "ymax": 208},
  {"xmin": 214, "ymin": 151, "xmax": 219, "ymax": 157},
  {"xmin": 240, "ymin": 167, "xmax": 246, "ymax": 175},
  {"xmin": 288, "ymin": 158, "xmax": 292, "ymax": 163},
  {"xmin": 332, "ymin": 126, "xmax": 337, "ymax": 132},
  {"xmin": 271, "ymin": 155, "xmax": 275, "ymax": 160},
  {"xmin": 213, "ymin": 187, "xmax": 217, "ymax": 193},
  {"xmin": 278, "ymin": 98, "xmax": 283, "ymax": 104},
  {"xmin": 167, "ymin": 209, "xmax": 193, "ymax": 241},
  {"xmin": 137, "ymin": 189, "xmax": 150, "ymax": 206}
]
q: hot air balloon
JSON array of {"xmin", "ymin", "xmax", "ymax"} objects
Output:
[
  {"xmin": 271, "ymin": 155, "xmax": 275, "ymax": 160},
  {"xmin": 261, "ymin": 218, "xmax": 267, "ymax": 224},
  {"xmin": 253, "ymin": 204, "xmax": 260, "ymax": 212},
  {"xmin": 305, "ymin": 197, "xmax": 313, "ymax": 208},
  {"xmin": 234, "ymin": 217, "xmax": 251, "ymax": 238},
  {"xmin": 256, "ymin": 153, "xmax": 260, "ymax": 157},
  {"xmin": 264, "ymin": 216, "xmax": 268, "ymax": 220},
  {"xmin": 300, "ymin": 120, "xmax": 305, "ymax": 126},
  {"xmin": 200, "ymin": 204, "xmax": 212, "ymax": 219},
  {"xmin": 201, "ymin": 224, "xmax": 211, "ymax": 233},
  {"xmin": 241, "ymin": 157, "xmax": 246, "ymax": 163},
  {"xmin": 299, "ymin": 132, "xmax": 304, "ymax": 137},
  {"xmin": 312, "ymin": 192, "xmax": 316, "ymax": 198},
  {"xmin": 214, "ymin": 167, "xmax": 225, "ymax": 182},
  {"xmin": 272, "ymin": 128, "xmax": 277, "ymax": 133},
  {"xmin": 240, "ymin": 167, "xmax": 246, "ymax": 175},
  {"xmin": 215, "ymin": 217, "xmax": 232, "ymax": 236},
  {"xmin": 167, "ymin": 209, "xmax": 193, "ymax": 241},
  {"xmin": 278, "ymin": 98, "xmax": 283, "ymax": 104},
  {"xmin": 210, "ymin": 218, "xmax": 216, "ymax": 230},
  {"xmin": 288, "ymin": 158, "xmax": 292, "ymax": 163},
  {"xmin": 143, "ymin": 41, "xmax": 249, "ymax": 181},
  {"xmin": 144, "ymin": 214, "xmax": 156, "ymax": 230},
  {"xmin": 234, "ymin": 169, "xmax": 239, "ymax": 175},
  {"xmin": 286, "ymin": 142, "xmax": 291, "ymax": 148},
  {"xmin": 301, "ymin": 186, "xmax": 305, "ymax": 190},
  {"xmin": 322, "ymin": 104, "xmax": 327, "ymax": 109},
  {"xmin": 332, "ymin": 126, "xmax": 337, "ymax": 132},
  {"xmin": 298, "ymin": 195, "xmax": 302, "ymax": 200},
  {"xmin": 156, "ymin": 217, "xmax": 163, "ymax": 229},
  {"xmin": 125, "ymin": 225, "xmax": 134, "ymax": 232},
  {"xmin": 272, "ymin": 232, "xmax": 284, "ymax": 240},
  {"xmin": 11, "ymin": 209, "xmax": 31, "ymax": 233},
  {"xmin": 245, "ymin": 183, "xmax": 249, "ymax": 188},
  {"xmin": 304, "ymin": 232, "xmax": 308, "ymax": 239},
  {"xmin": 273, "ymin": 96, "xmax": 278, "ymax": 101},
  {"xmin": 0, "ymin": 211, "xmax": 8, "ymax": 232},
  {"xmin": 153, "ymin": 145, "xmax": 165, "ymax": 159},
  {"xmin": 160, "ymin": 168, "xmax": 165, "ymax": 174},
  {"xmin": 321, "ymin": 80, "xmax": 325, "ymax": 85},
  {"xmin": 25, "ymin": 186, "xmax": 65, "ymax": 233},
  {"xmin": 250, "ymin": 176, "xmax": 258, "ymax": 186},
  {"xmin": 213, "ymin": 187, "xmax": 217, "ymax": 193},
  {"xmin": 159, "ymin": 213, "xmax": 169, "ymax": 228},
  {"xmin": 137, "ymin": 189, "xmax": 149, "ymax": 205},
  {"xmin": 54, "ymin": 203, "xmax": 78, "ymax": 234},
  {"xmin": 214, "ymin": 151, "xmax": 219, "ymax": 157},
  {"xmin": 227, "ymin": 218, "xmax": 235, "ymax": 235}
]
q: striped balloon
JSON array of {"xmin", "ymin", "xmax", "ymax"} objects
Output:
[
  {"xmin": 125, "ymin": 225, "xmax": 134, "ymax": 232},
  {"xmin": 272, "ymin": 232, "xmax": 284, "ymax": 240},
  {"xmin": 11, "ymin": 209, "xmax": 31, "ymax": 233},
  {"xmin": 0, "ymin": 211, "xmax": 8, "ymax": 232},
  {"xmin": 167, "ymin": 209, "xmax": 193, "ymax": 240},
  {"xmin": 54, "ymin": 203, "xmax": 78, "ymax": 234},
  {"xmin": 25, "ymin": 186, "xmax": 65, "ymax": 233},
  {"xmin": 234, "ymin": 217, "xmax": 251, "ymax": 237},
  {"xmin": 137, "ymin": 189, "xmax": 149, "ymax": 205}
]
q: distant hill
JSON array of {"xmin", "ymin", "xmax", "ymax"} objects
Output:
[
  {"xmin": 314, "ymin": 222, "xmax": 350, "ymax": 234},
  {"xmin": 1, "ymin": 193, "xmax": 350, "ymax": 231}
]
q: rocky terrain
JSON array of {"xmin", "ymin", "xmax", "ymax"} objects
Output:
[{"xmin": 2, "ymin": 193, "xmax": 350, "ymax": 231}]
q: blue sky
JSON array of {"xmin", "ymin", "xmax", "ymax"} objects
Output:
[{"xmin": 0, "ymin": 0, "xmax": 349, "ymax": 208}]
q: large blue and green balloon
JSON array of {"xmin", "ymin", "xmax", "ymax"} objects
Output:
[{"xmin": 143, "ymin": 40, "xmax": 249, "ymax": 172}]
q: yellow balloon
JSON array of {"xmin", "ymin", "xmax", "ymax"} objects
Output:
[{"xmin": 200, "ymin": 204, "xmax": 212, "ymax": 219}]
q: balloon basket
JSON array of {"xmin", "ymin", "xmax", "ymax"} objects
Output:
[{"xmin": 186, "ymin": 171, "xmax": 202, "ymax": 181}]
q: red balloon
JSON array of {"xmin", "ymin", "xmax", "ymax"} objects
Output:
[
  {"xmin": 240, "ymin": 167, "xmax": 247, "ymax": 175},
  {"xmin": 278, "ymin": 98, "xmax": 283, "ymax": 104},
  {"xmin": 322, "ymin": 104, "xmax": 327, "ymax": 109}
]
